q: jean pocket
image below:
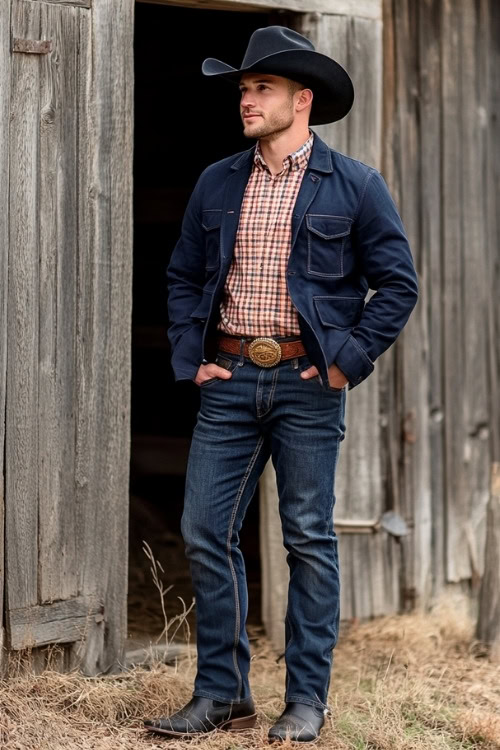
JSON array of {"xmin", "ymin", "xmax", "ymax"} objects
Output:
[{"xmin": 199, "ymin": 355, "xmax": 237, "ymax": 388}]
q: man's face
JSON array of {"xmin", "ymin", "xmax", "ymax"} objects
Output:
[{"xmin": 239, "ymin": 73, "xmax": 297, "ymax": 139}]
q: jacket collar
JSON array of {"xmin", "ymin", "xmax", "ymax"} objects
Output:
[{"xmin": 230, "ymin": 129, "xmax": 333, "ymax": 174}]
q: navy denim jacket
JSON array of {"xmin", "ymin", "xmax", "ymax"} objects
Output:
[{"xmin": 167, "ymin": 131, "xmax": 418, "ymax": 389}]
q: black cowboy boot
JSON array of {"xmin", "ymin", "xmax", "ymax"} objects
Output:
[
  {"xmin": 268, "ymin": 702, "xmax": 326, "ymax": 743},
  {"xmin": 144, "ymin": 695, "xmax": 257, "ymax": 737}
]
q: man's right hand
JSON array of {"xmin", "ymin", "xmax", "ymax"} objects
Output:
[{"xmin": 194, "ymin": 362, "xmax": 233, "ymax": 386}]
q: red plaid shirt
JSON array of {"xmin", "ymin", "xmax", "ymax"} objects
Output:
[{"xmin": 218, "ymin": 131, "xmax": 314, "ymax": 338}]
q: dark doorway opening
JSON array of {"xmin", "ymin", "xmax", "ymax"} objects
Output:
[{"xmin": 129, "ymin": 2, "xmax": 287, "ymax": 644}]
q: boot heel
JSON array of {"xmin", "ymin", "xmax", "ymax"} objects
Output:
[{"xmin": 225, "ymin": 713, "xmax": 257, "ymax": 731}]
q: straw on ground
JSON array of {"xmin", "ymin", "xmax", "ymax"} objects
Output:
[{"xmin": 1, "ymin": 600, "xmax": 499, "ymax": 749}]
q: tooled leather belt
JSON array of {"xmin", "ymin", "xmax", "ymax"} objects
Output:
[{"xmin": 217, "ymin": 335, "xmax": 306, "ymax": 368}]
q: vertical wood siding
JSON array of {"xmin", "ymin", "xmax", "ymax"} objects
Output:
[
  {"xmin": 383, "ymin": 0, "xmax": 499, "ymax": 603},
  {"xmin": 0, "ymin": 0, "xmax": 11, "ymax": 670},
  {"xmin": 3, "ymin": 0, "xmax": 134, "ymax": 673}
]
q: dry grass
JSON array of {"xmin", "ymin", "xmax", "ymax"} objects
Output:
[{"xmin": 1, "ymin": 600, "xmax": 499, "ymax": 750}]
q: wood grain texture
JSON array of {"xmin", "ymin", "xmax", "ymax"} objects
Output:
[
  {"xmin": 37, "ymin": 0, "xmax": 80, "ymax": 604},
  {"xmin": 29, "ymin": 0, "xmax": 91, "ymax": 8},
  {"xmin": 476, "ymin": 464, "xmax": 500, "ymax": 660},
  {"xmin": 72, "ymin": 0, "xmax": 134, "ymax": 674},
  {"xmin": 382, "ymin": 0, "xmax": 498, "ymax": 604},
  {"xmin": 136, "ymin": 0, "xmax": 382, "ymax": 20},
  {"xmin": 6, "ymin": 0, "xmax": 42, "ymax": 613},
  {"xmin": 0, "ymin": 0, "xmax": 11, "ymax": 671},
  {"xmin": 3, "ymin": 0, "xmax": 133, "ymax": 673},
  {"xmin": 8, "ymin": 595, "xmax": 102, "ymax": 650}
]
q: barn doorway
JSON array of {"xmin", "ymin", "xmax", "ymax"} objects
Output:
[{"xmin": 129, "ymin": 2, "xmax": 290, "ymax": 646}]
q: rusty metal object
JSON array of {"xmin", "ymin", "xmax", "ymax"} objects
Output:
[{"xmin": 12, "ymin": 38, "xmax": 52, "ymax": 54}]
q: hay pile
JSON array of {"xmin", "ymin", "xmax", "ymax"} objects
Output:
[{"xmin": 1, "ymin": 603, "xmax": 499, "ymax": 749}]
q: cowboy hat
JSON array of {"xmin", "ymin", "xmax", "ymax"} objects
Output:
[{"xmin": 202, "ymin": 25, "xmax": 354, "ymax": 126}]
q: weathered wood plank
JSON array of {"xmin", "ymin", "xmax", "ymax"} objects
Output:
[
  {"xmin": 259, "ymin": 464, "xmax": 287, "ymax": 648},
  {"xmin": 459, "ymin": 0, "xmax": 491, "ymax": 582},
  {"xmin": 418, "ymin": 0, "xmax": 445, "ymax": 600},
  {"xmin": 476, "ymin": 464, "xmax": 500, "ymax": 661},
  {"xmin": 72, "ymin": 0, "xmax": 134, "ymax": 673},
  {"xmin": 136, "ymin": 0, "xmax": 382, "ymax": 20},
  {"xmin": 28, "ymin": 0, "xmax": 91, "ymax": 8},
  {"xmin": 38, "ymin": 0, "xmax": 80, "ymax": 603},
  {"xmin": 5, "ymin": 0, "xmax": 42, "ymax": 612},
  {"xmin": 441, "ymin": 0, "xmax": 468, "ymax": 584},
  {"xmin": 487, "ymin": 3, "xmax": 500, "ymax": 462},
  {"xmin": 394, "ymin": 0, "xmax": 432, "ymax": 607},
  {"xmin": 8, "ymin": 596, "xmax": 103, "ymax": 650},
  {"xmin": 0, "ymin": 0, "xmax": 11, "ymax": 670}
]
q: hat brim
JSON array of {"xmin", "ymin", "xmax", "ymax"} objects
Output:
[{"xmin": 202, "ymin": 49, "xmax": 354, "ymax": 125}]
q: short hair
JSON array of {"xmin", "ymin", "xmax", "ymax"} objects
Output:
[{"xmin": 287, "ymin": 78, "xmax": 306, "ymax": 96}]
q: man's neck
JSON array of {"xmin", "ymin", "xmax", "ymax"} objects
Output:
[{"xmin": 258, "ymin": 127, "xmax": 311, "ymax": 175}]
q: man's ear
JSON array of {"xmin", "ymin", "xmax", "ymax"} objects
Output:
[{"xmin": 296, "ymin": 88, "xmax": 313, "ymax": 112}]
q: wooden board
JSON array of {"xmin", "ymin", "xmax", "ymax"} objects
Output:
[
  {"xmin": 137, "ymin": 0, "xmax": 382, "ymax": 21},
  {"xmin": 0, "ymin": 0, "xmax": 11, "ymax": 671},
  {"xmin": 73, "ymin": 0, "xmax": 134, "ymax": 673},
  {"xmin": 6, "ymin": 0, "xmax": 42, "ymax": 615}
]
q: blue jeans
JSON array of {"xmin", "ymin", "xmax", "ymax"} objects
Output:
[{"xmin": 181, "ymin": 349, "xmax": 347, "ymax": 711}]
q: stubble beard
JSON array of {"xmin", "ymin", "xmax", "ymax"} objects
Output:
[{"xmin": 242, "ymin": 98, "xmax": 295, "ymax": 140}]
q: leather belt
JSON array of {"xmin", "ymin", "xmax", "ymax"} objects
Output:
[{"xmin": 217, "ymin": 335, "xmax": 306, "ymax": 368}]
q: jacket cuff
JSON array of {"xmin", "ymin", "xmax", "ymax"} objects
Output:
[{"xmin": 334, "ymin": 334, "xmax": 374, "ymax": 389}]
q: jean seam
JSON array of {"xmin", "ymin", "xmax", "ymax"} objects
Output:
[{"xmin": 227, "ymin": 435, "xmax": 265, "ymax": 701}]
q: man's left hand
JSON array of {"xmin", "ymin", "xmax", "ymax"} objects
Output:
[{"xmin": 300, "ymin": 363, "xmax": 349, "ymax": 390}]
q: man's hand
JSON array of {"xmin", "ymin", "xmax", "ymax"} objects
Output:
[
  {"xmin": 300, "ymin": 362, "xmax": 349, "ymax": 390},
  {"xmin": 194, "ymin": 362, "xmax": 233, "ymax": 386}
]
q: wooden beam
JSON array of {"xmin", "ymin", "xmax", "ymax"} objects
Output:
[
  {"xmin": 8, "ymin": 596, "xmax": 103, "ymax": 650},
  {"xmin": 136, "ymin": 0, "xmax": 382, "ymax": 21}
]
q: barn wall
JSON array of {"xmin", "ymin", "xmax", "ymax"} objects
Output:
[{"xmin": 382, "ymin": 0, "xmax": 500, "ymax": 604}]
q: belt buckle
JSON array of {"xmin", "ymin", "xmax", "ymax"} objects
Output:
[{"xmin": 248, "ymin": 337, "xmax": 282, "ymax": 367}]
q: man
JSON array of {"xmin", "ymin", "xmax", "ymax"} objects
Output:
[{"xmin": 145, "ymin": 26, "xmax": 418, "ymax": 743}]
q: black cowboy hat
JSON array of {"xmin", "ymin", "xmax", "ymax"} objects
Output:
[{"xmin": 202, "ymin": 26, "xmax": 354, "ymax": 126}]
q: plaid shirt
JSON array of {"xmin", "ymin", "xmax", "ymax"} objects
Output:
[{"xmin": 218, "ymin": 131, "xmax": 314, "ymax": 338}]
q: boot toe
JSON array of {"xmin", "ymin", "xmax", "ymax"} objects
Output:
[{"xmin": 268, "ymin": 703, "xmax": 325, "ymax": 743}]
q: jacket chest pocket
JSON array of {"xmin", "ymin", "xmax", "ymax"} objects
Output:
[
  {"xmin": 201, "ymin": 209, "xmax": 222, "ymax": 270},
  {"xmin": 306, "ymin": 215, "xmax": 352, "ymax": 278}
]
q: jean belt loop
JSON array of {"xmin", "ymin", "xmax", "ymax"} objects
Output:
[
  {"xmin": 291, "ymin": 356, "xmax": 299, "ymax": 370},
  {"xmin": 238, "ymin": 337, "xmax": 245, "ymax": 366}
]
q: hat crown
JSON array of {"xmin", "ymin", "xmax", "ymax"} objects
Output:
[{"xmin": 241, "ymin": 26, "xmax": 315, "ymax": 68}]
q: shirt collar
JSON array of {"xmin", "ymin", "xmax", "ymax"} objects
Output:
[{"xmin": 254, "ymin": 130, "xmax": 314, "ymax": 174}]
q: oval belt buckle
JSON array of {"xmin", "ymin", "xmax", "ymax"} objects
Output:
[{"xmin": 248, "ymin": 337, "xmax": 282, "ymax": 367}]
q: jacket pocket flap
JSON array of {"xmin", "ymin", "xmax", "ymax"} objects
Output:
[
  {"xmin": 190, "ymin": 293, "xmax": 212, "ymax": 320},
  {"xmin": 201, "ymin": 209, "xmax": 222, "ymax": 231},
  {"xmin": 313, "ymin": 296, "xmax": 364, "ymax": 329},
  {"xmin": 306, "ymin": 215, "xmax": 352, "ymax": 240}
]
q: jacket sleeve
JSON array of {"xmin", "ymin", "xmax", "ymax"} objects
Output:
[
  {"xmin": 166, "ymin": 174, "xmax": 207, "ymax": 381},
  {"xmin": 334, "ymin": 169, "xmax": 419, "ymax": 387}
]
